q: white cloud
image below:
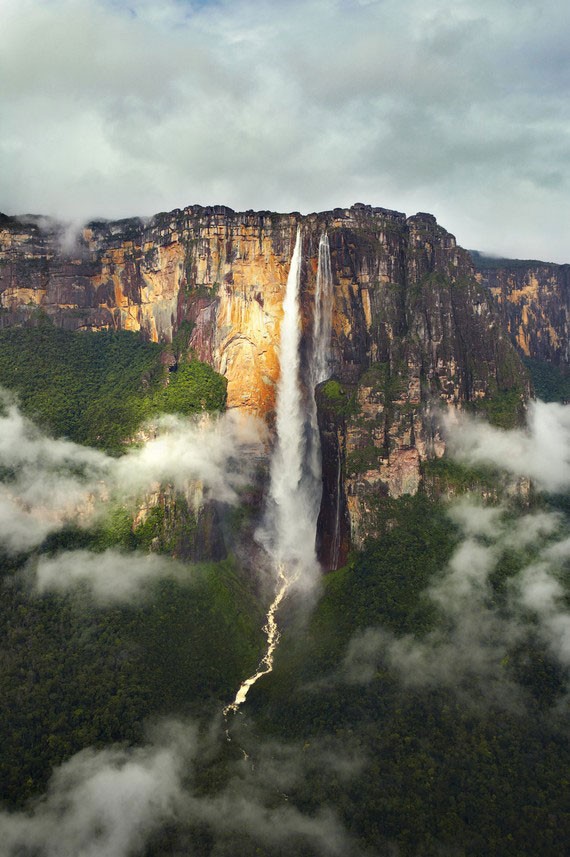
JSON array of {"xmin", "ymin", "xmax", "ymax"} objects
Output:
[
  {"xmin": 0, "ymin": 720, "xmax": 194, "ymax": 857},
  {"xmin": 0, "ymin": 393, "xmax": 263, "ymax": 555},
  {"xmin": 342, "ymin": 499, "xmax": 570, "ymax": 707},
  {"xmin": 0, "ymin": 392, "xmax": 111, "ymax": 551},
  {"xmin": 517, "ymin": 557, "xmax": 570, "ymax": 669},
  {"xmin": 446, "ymin": 401, "xmax": 570, "ymax": 493},
  {"xmin": 0, "ymin": 0, "xmax": 569, "ymax": 261},
  {"xmin": 32, "ymin": 548, "xmax": 191, "ymax": 603},
  {"xmin": 0, "ymin": 719, "xmax": 359, "ymax": 857},
  {"xmin": 341, "ymin": 403, "xmax": 570, "ymax": 703},
  {"xmin": 114, "ymin": 411, "xmax": 262, "ymax": 503}
]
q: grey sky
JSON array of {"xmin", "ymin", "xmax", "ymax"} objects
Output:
[{"xmin": 1, "ymin": 0, "xmax": 569, "ymax": 261}]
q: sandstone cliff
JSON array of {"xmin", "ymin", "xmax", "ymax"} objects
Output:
[
  {"xmin": 0, "ymin": 204, "xmax": 532, "ymax": 566},
  {"xmin": 473, "ymin": 253, "xmax": 569, "ymax": 369}
]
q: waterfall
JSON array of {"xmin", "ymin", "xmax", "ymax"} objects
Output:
[
  {"xmin": 331, "ymin": 451, "xmax": 342, "ymax": 570},
  {"xmin": 312, "ymin": 232, "xmax": 333, "ymax": 386},
  {"xmin": 267, "ymin": 227, "xmax": 316, "ymax": 576},
  {"xmin": 306, "ymin": 230, "xmax": 334, "ymax": 544},
  {"xmin": 224, "ymin": 226, "xmax": 320, "ymax": 717}
]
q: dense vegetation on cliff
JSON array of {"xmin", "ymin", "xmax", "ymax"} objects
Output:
[
  {"xmin": 0, "ymin": 319, "xmax": 226, "ymax": 452},
  {"xmin": 245, "ymin": 494, "xmax": 570, "ymax": 857},
  {"xmin": 0, "ymin": 555, "xmax": 262, "ymax": 807},
  {"xmin": 524, "ymin": 357, "xmax": 570, "ymax": 403},
  {"xmin": 0, "ymin": 324, "xmax": 259, "ymax": 807},
  {"xmin": 0, "ymin": 322, "xmax": 568, "ymax": 856},
  {"xmin": 3, "ymin": 486, "xmax": 568, "ymax": 854}
]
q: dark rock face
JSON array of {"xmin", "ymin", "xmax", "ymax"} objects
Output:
[
  {"xmin": 305, "ymin": 209, "xmax": 530, "ymax": 558},
  {"xmin": 134, "ymin": 489, "xmax": 227, "ymax": 563},
  {"xmin": 473, "ymin": 257, "xmax": 569, "ymax": 369},
  {"xmin": 0, "ymin": 204, "xmax": 538, "ymax": 566},
  {"xmin": 315, "ymin": 383, "xmax": 351, "ymax": 571}
]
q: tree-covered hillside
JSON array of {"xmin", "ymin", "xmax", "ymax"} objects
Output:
[
  {"xmin": 246, "ymin": 495, "xmax": 570, "ymax": 857},
  {"xmin": 0, "ymin": 326, "xmax": 568, "ymax": 856},
  {"xmin": 0, "ymin": 318, "xmax": 226, "ymax": 452},
  {"xmin": 0, "ymin": 324, "xmax": 261, "ymax": 807}
]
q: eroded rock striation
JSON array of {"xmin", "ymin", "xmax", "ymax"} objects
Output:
[
  {"xmin": 0, "ymin": 204, "xmax": 537, "ymax": 565},
  {"xmin": 473, "ymin": 253, "xmax": 569, "ymax": 369}
]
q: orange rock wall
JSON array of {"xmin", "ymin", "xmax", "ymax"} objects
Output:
[
  {"xmin": 0, "ymin": 205, "xmax": 536, "ymax": 562},
  {"xmin": 475, "ymin": 263, "xmax": 569, "ymax": 368}
]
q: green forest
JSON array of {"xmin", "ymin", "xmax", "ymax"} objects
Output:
[
  {"xmin": 0, "ymin": 319, "xmax": 226, "ymax": 452},
  {"xmin": 0, "ymin": 327, "xmax": 568, "ymax": 856},
  {"xmin": 246, "ymin": 494, "xmax": 570, "ymax": 856}
]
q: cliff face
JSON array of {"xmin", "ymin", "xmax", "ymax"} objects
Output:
[
  {"xmin": 474, "ymin": 257, "xmax": 569, "ymax": 368},
  {"xmin": 311, "ymin": 211, "xmax": 529, "ymax": 562},
  {"xmin": 0, "ymin": 204, "xmax": 532, "ymax": 566},
  {"xmin": 0, "ymin": 208, "xmax": 294, "ymax": 418}
]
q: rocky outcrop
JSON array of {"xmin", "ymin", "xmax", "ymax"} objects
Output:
[
  {"xmin": 133, "ymin": 485, "xmax": 227, "ymax": 562},
  {"xmin": 313, "ymin": 213, "xmax": 530, "ymax": 556},
  {"xmin": 0, "ymin": 208, "xmax": 295, "ymax": 418},
  {"xmin": 473, "ymin": 253, "xmax": 569, "ymax": 369},
  {"xmin": 0, "ymin": 204, "xmax": 533, "ymax": 564}
]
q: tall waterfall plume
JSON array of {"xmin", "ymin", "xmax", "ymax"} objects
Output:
[
  {"xmin": 306, "ymin": 230, "xmax": 334, "ymax": 525},
  {"xmin": 312, "ymin": 231, "xmax": 341, "ymax": 569},
  {"xmin": 268, "ymin": 227, "xmax": 320, "ymax": 580},
  {"xmin": 224, "ymin": 226, "xmax": 320, "ymax": 716},
  {"xmin": 312, "ymin": 232, "xmax": 333, "ymax": 386}
]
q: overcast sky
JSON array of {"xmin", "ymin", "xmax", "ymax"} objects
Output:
[{"xmin": 1, "ymin": 0, "xmax": 569, "ymax": 261}]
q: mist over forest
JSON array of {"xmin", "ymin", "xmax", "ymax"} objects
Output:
[
  {"xmin": 0, "ymin": 265, "xmax": 568, "ymax": 856},
  {"xmin": 2, "ymin": 2, "xmax": 570, "ymax": 852}
]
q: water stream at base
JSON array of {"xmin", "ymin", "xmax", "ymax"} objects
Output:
[
  {"xmin": 223, "ymin": 226, "xmax": 333, "ymax": 728},
  {"xmin": 222, "ymin": 564, "xmax": 295, "ymax": 719}
]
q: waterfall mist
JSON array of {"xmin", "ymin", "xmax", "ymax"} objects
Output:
[
  {"xmin": 225, "ymin": 227, "xmax": 334, "ymax": 713},
  {"xmin": 261, "ymin": 227, "xmax": 321, "ymax": 591},
  {"xmin": 312, "ymin": 232, "xmax": 333, "ymax": 387}
]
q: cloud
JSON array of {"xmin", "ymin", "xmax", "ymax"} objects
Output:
[
  {"xmin": 0, "ymin": 0, "xmax": 569, "ymax": 261},
  {"xmin": 517, "ymin": 554, "xmax": 570, "ymax": 670},
  {"xmin": 31, "ymin": 548, "xmax": 191, "ymax": 604},
  {"xmin": 342, "ymin": 500, "xmax": 570, "ymax": 708},
  {"xmin": 446, "ymin": 400, "xmax": 570, "ymax": 493},
  {"xmin": 0, "ymin": 392, "xmax": 263, "ymax": 555},
  {"xmin": 114, "ymin": 411, "xmax": 263, "ymax": 503},
  {"xmin": 0, "ymin": 719, "xmax": 361, "ymax": 857},
  {"xmin": 188, "ymin": 794, "xmax": 351, "ymax": 856},
  {"xmin": 341, "ymin": 403, "xmax": 570, "ymax": 706},
  {"xmin": 0, "ymin": 720, "xmax": 195, "ymax": 857},
  {"xmin": 0, "ymin": 392, "xmax": 111, "ymax": 552}
]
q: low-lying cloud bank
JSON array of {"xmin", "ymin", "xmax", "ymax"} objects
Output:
[
  {"xmin": 446, "ymin": 400, "xmax": 570, "ymax": 493},
  {"xmin": 344, "ymin": 500, "xmax": 570, "ymax": 708},
  {"xmin": 31, "ymin": 548, "xmax": 191, "ymax": 604},
  {"xmin": 344, "ymin": 402, "xmax": 570, "ymax": 707},
  {"xmin": 0, "ymin": 391, "xmax": 263, "ymax": 556},
  {"xmin": 1, "ymin": 722, "xmax": 191, "ymax": 857},
  {"xmin": 0, "ymin": 719, "xmax": 360, "ymax": 857}
]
